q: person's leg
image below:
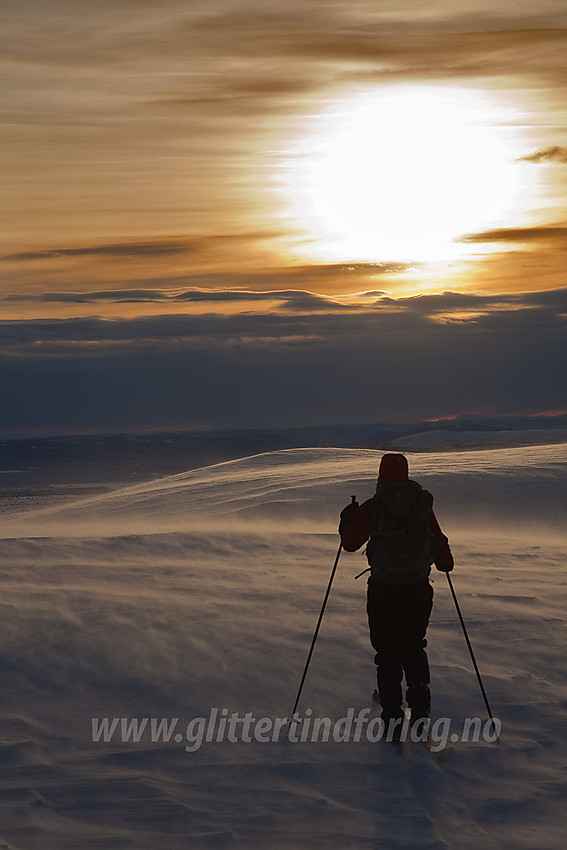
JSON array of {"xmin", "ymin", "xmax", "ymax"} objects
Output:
[
  {"xmin": 376, "ymin": 662, "xmax": 404, "ymax": 721},
  {"xmin": 400, "ymin": 581, "xmax": 434, "ymax": 719},
  {"xmin": 366, "ymin": 579, "xmax": 404, "ymax": 718}
]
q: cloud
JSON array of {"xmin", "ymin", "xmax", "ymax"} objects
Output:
[
  {"xmin": 4, "ymin": 240, "xmax": 194, "ymax": 262},
  {"xmin": 0, "ymin": 260, "xmax": 412, "ymax": 306},
  {"xmin": 0, "ymin": 287, "xmax": 564, "ymax": 432},
  {"xmin": 129, "ymin": 22, "xmax": 567, "ymax": 128},
  {"xmin": 517, "ymin": 146, "xmax": 567, "ymax": 164},
  {"xmin": 0, "ymin": 288, "xmax": 316, "ymax": 308},
  {"xmin": 2, "ymin": 289, "xmax": 172, "ymax": 304},
  {"xmin": 3, "ymin": 233, "xmax": 281, "ymax": 264},
  {"xmin": 180, "ymin": 12, "xmax": 567, "ymax": 92},
  {"xmin": 7, "ymin": 5, "xmax": 567, "ymax": 104},
  {"xmin": 3, "ymin": 284, "xmax": 565, "ymax": 319},
  {"xmin": 6, "ymin": 3, "xmax": 567, "ymax": 303},
  {"xmin": 456, "ymin": 225, "xmax": 567, "ymax": 245},
  {"xmin": 171, "ymin": 288, "xmax": 345, "ymax": 311}
]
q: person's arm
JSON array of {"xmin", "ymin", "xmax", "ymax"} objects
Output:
[
  {"xmin": 428, "ymin": 511, "xmax": 454, "ymax": 571},
  {"xmin": 338, "ymin": 497, "xmax": 375, "ymax": 552}
]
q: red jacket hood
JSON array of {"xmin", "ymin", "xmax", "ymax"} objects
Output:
[{"xmin": 377, "ymin": 453, "xmax": 409, "ymax": 484}]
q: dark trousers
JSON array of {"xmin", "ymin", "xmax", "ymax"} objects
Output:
[{"xmin": 366, "ymin": 577, "xmax": 433, "ymax": 712}]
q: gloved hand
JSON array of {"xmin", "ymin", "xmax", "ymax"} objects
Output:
[{"xmin": 339, "ymin": 499, "xmax": 359, "ymax": 525}]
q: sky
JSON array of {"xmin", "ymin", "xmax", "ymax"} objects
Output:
[{"xmin": 1, "ymin": 0, "xmax": 567, "ymax": 434}]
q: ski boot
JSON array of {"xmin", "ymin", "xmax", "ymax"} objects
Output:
[
  {"xmin": 381, "ymin": 707, "xmax": 406, "ymax": 742},
  {"xmin": 406, "ymin": 683, "xmax": 431, "ymax": 724}
]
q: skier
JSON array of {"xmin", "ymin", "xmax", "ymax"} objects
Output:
[{"xmin": 338, "ymin": 453, "xmax": 453, "ymax": 732}]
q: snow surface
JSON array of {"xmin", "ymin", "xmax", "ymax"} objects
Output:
[
  {"xmin": 0, "ymin": 444, "xmax": 565, "ymax": 849},
  {"xmin": 387, "ymin": 429, "xmax": 567, "ymax": 452}
]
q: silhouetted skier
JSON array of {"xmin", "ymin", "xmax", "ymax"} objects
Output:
[{"xmin": 339, "ymin": 453, "xmax": 453, "ymax": 732}]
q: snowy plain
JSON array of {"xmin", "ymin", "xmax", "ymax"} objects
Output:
[
  {"xmin": 0, "ymin": 441, "xmax": 565, "ymax": 849},
  {"xmin": 387, "ymin": 428, "xmax": 567, "ymax": 452}
]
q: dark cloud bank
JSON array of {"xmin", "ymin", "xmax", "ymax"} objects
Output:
[
  {"xmin": 517, "ymin": 146, "xmax": 567, "ymax": 164},
  {"xmin": 0, "ymin": 288, "xmax": 565, "ymax": 434}
]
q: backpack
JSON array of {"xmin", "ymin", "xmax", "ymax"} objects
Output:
[{"xmin": 365, "ymin": 479, "xmax": 435, "ymax": 584}]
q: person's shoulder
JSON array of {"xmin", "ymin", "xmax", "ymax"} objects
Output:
[{"xmin": 359, "ymin": 494, "xmax": 377, "ymax": 511}]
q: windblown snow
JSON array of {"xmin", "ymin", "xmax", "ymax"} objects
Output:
[{"xmin": 0, "ymin": 443, "xmax": 565, "ymax": 849}]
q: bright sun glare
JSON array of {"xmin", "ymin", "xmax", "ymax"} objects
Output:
[{"xmin": 283, "ymin": 86, "xmax": 527, "ymax": 263}]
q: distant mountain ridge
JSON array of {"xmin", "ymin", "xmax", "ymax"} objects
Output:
[
  {"xmin": 1, "ymin": 414, "xmax": 566, "ymax": 487},
  {"xmin": 386, "ymin": 428, "xmax": 567, "ymax": 452}
]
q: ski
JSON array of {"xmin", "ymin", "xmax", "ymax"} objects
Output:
[{"xmin": 371, "ymin": 690, "xmax": 446, "ymax": 762}]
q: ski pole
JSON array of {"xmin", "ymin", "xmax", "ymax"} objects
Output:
[
  {"xmin": 289, "ymin": 542, "xmax": 342, "ymax": 720},
  {"xmin": 446, "ymin": 572, "xmax": 495, "ymax": 724},
  {"xmin": 288, "ymin": 496, "xmax": 355, "ymax": 720}
]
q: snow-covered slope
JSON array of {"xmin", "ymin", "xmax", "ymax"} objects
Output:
[
  {"xmin": 388, "ymin": 428, "xmax": 567, "ymax": 452},
  {"xmin": 1, "ymin": 442, "xmax": 565, "ymax": 537},
  {"xmin": 0, "ymin": 444, "xmax": 565, "ymax": 849}
]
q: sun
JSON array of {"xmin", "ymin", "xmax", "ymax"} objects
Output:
[{"xmin": 281, "ymin": 85, "xmax": 527, "ymax": 264}]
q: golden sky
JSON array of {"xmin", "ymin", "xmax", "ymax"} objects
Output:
[{"xmin": 1, "ymin": 0, "xmax": 566, "ymax": 432}]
